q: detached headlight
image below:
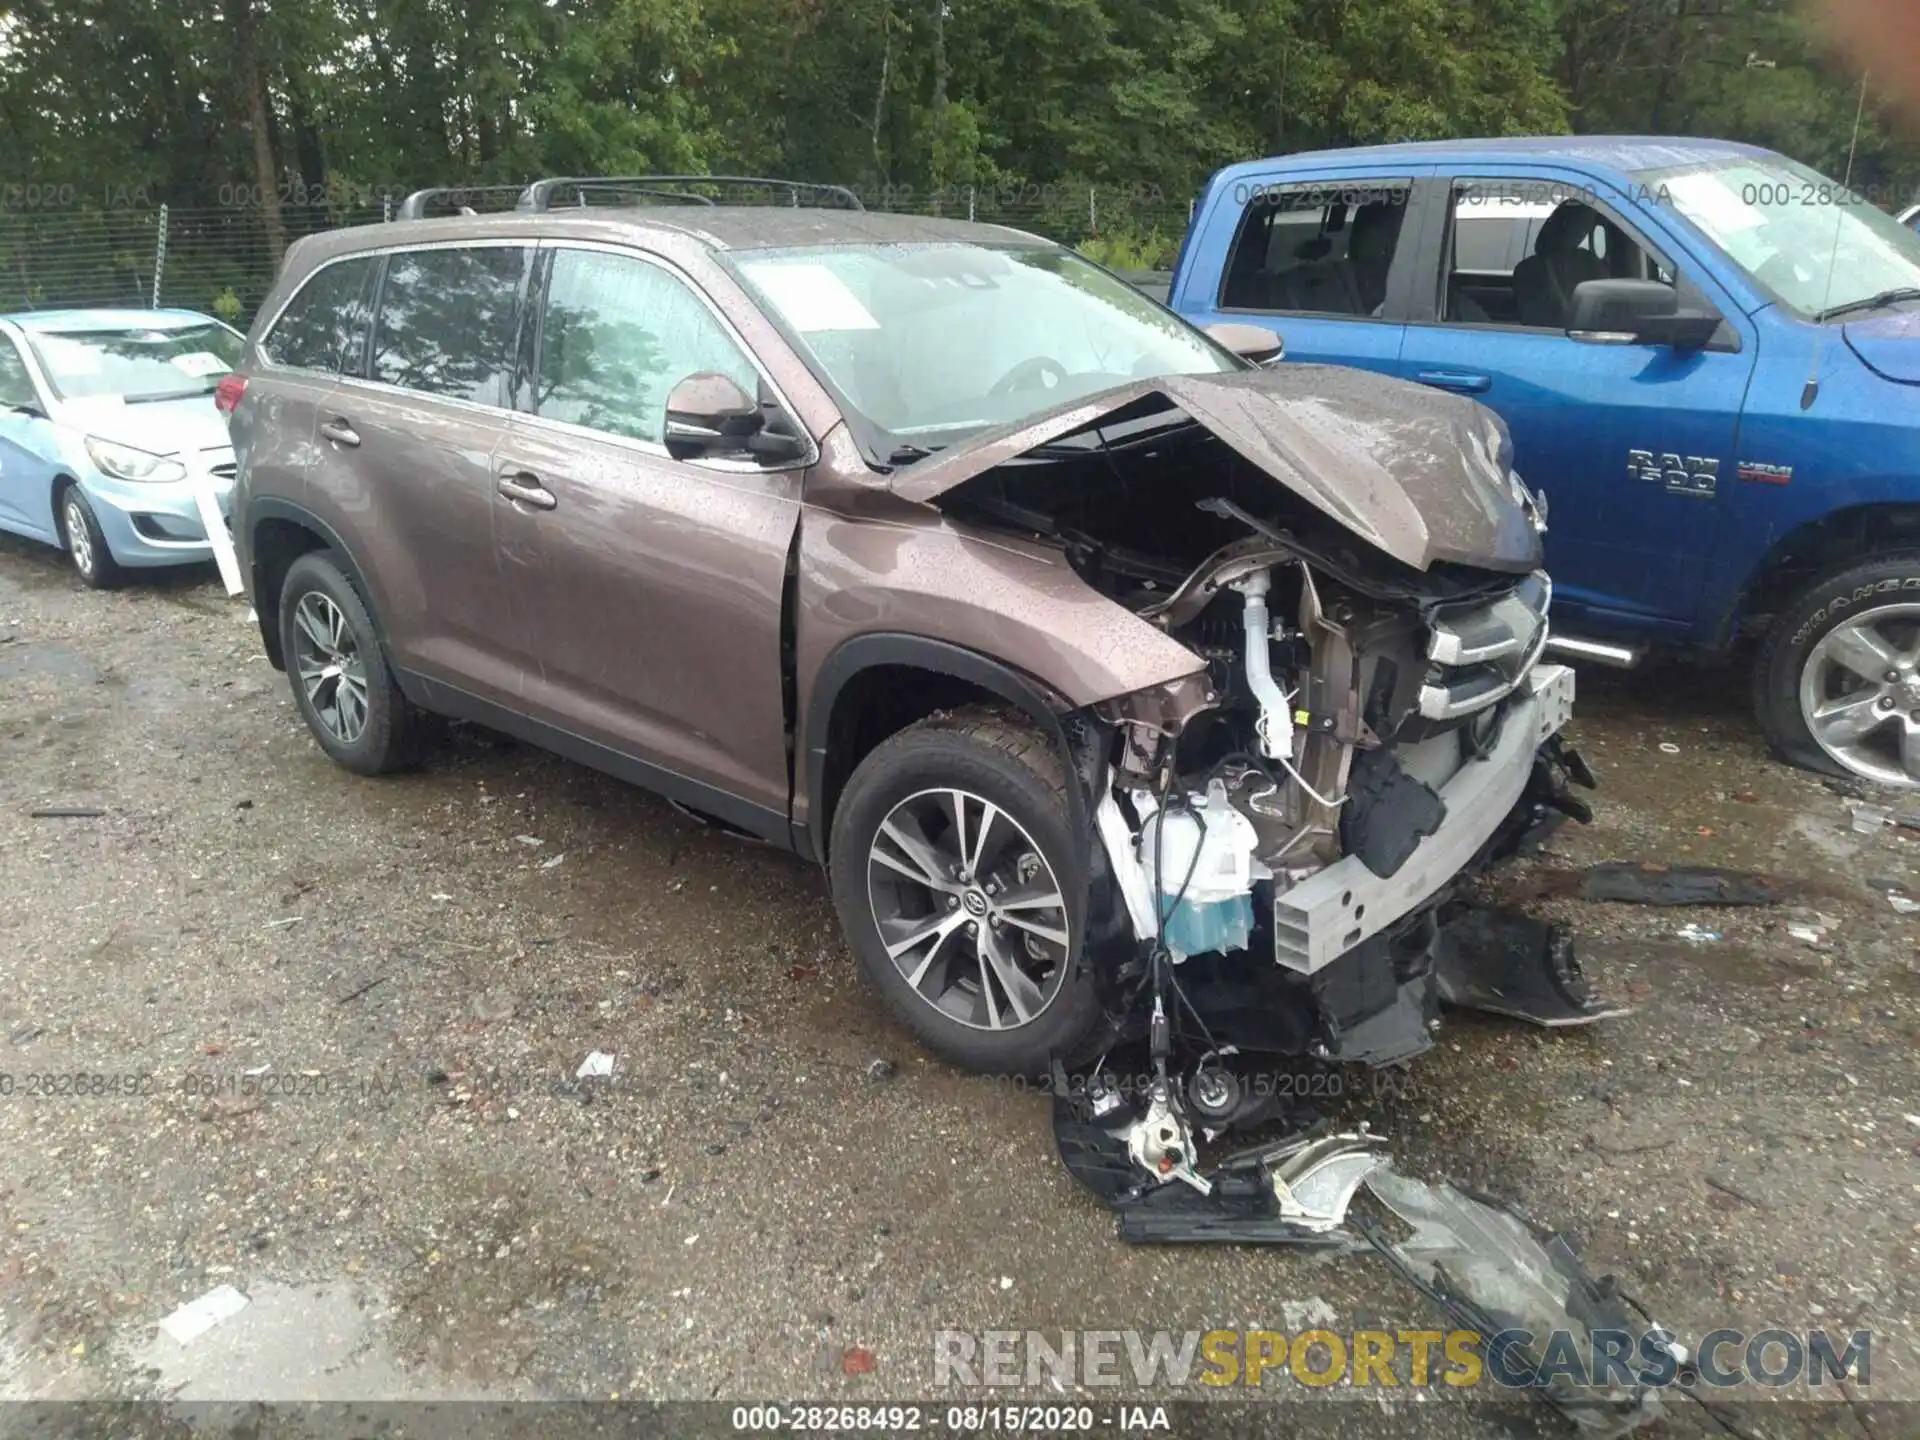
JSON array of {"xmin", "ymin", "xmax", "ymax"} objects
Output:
[{"xmin": 85, "ymin": 437, "xmax": 187, "ymax": 484}]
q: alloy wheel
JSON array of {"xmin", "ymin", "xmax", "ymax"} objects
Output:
[
  {"xmin": 865, "ymin": 786, "xmax": 1072, "ymax": 1031},
  {"xmin": 64, "ymin": 498, "xmax": 94, "ymax": 578},
  {"xmin": 1798, "ymin": 602, "xmax": 1920, "ymax": 787},
  {"xmin": 291, "ymin": 591, "xmax": 370, "ymax": 746}
]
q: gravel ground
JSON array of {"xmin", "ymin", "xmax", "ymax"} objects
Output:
[{"xmin": 0, "ymin": 538, "xmax": 1915, "ymax": 1438}]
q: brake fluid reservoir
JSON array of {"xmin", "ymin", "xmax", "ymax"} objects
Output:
[{"xmin": 1137, "ymin": 779, "xmax": 1269, "ymax": 960}]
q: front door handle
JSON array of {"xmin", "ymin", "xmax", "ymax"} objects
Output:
[
  {"xmin": 319, "ymin": 417, "xmax": 361, "ymax": 447},
  {"xmin": 1414, "ymin": 370, "xmax": 1492, "ymax": 394},
  {"xmin": 497, "ymin": 472, "xmax": 557, "ymax": 511}
]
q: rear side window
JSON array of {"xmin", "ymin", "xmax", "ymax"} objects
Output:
[
  {"xmin": 1218, "ymin": 180, "xmax": 1413, "ymax": 316},
  {"xmin": 263, "ymin": 256, "xmax": 375, "ymax": 373},
  {"xmin": 533, "ymin": 248, "xmax": 757, "ymax": 444},
  {"xmin": 370, "ymin": 245, "xmax": 529, "ymax": 405}
]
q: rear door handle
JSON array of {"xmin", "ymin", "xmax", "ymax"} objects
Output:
[
  {"xmin": 496, "ymin": 472, "xmax": 557, "ymax": 511},
  {"xmin": 319, "ymin": 418, "xmax": 361, "ymax": 447},
  {"xmin": 1414, "ymin": 370, "xmax": 1492, "ymax": 394}
]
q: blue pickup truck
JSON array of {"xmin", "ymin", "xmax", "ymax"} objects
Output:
[{"xmin": 1167, "ymin": 136, "xmax": 1920, "ymax": 789}]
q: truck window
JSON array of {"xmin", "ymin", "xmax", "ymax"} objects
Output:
[
  {"xmin": 1218, "ymin": 181, "xmax": 1413, "ymax": 318},
  {"xmin": 1441, "ymin": 183, "xmax": 1672, "ymax": 330}
]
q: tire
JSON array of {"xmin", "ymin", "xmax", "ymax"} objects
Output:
[
  {"xmin": 278, "ymin": 551, "xmax": 427, "ymax": 776},
  {"xmin": 1753, "ymin": 551, "xmax": 1920, "ymax": 788},
  {"xmin": 827, "ymin": 706, "xmax": 1102, "ymax": 1075},
  {"xmin": 57, "ymin": 484, "xmax": 124, "ymax": 590}
]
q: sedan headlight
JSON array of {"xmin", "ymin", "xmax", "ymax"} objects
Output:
[{"xmin": 85, "ymin": 437, "xmax": 187, "ymax": 484}]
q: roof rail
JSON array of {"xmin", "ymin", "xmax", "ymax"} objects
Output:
[
  {"xmin": 396, "ymin": 184, "xmax": 532, "ymax": 220},
  {"xmin": 516, "ymin": 175, "xmax": 866, "ymax": 213}
]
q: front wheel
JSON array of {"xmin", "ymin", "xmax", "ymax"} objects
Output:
[
  {"xmin": 58, "ymin": 485, "xmax": 123, "ymax": 590},
  {"xmin": 827, "ymin": 707, "xmax": 1102, "ymax": 1075},
  {"xmin": 1754, "ymin": 553, "xmax": 1920, "ymax": 788}
]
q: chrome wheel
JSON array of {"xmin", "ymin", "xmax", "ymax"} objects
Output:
[
  {"xmin": 1798, "ymin": 602, "xmax": 1920, "ymax": 787},
  {"xmin": 64, "ymin": 498, "xmax": 95, "ymax": 578},
  {"xmin": 865, "ymin": 786, "xmax": 1072, "ymax": 1032},
  {"xmin": 291, "ymin": 591, "xmax": 370, "ymax": 746}
]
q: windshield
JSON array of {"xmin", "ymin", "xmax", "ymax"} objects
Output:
[
  {"xmin": 729, "ymin": 243, "xmax": 1239, "ymax": 448},
  {"xmin": 1635, "ymin": 154, "xmax": 1920, "ymax": 320},
  {"xmin": 27, "ymin": 321, "xmax": 244, "ymax": 401}
]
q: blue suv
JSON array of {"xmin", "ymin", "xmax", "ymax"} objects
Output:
[{"xmin": 1169, "ymin": 137, "xmax": 1920, "ymax": 789}]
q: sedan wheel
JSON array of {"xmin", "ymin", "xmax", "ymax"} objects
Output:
[
  {"xmin": 1797, "ymin": 602, "xmax": 1920, "ymax": 786},
  {"xmin": 58, "ymin": 487, "xmax": 122, "ymax": 589},
  {"xmin": 65, "ymin": 497, "xmax": 96, "ymax": 578}
]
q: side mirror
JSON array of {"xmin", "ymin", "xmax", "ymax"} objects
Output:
[
  {"xmin": 1204, "ymin": 322, "xmax": 1285, "ymax": 365},
  {"xmin": 663, "ymin": 372, "xmax": 807, "ymax": 464},
  {"xmin": 1568, "ymin": 279, "xmax": 1720, "ymax": 350}
]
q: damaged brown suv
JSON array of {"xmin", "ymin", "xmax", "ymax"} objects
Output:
[{"xmin": 227, "ymin": 177, "xmax": 1592, "ymax": 1086}]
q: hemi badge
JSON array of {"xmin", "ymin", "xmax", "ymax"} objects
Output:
[{"xmin": 1738, "ymin": 461, "xmax": 1793, "ymax": 485}]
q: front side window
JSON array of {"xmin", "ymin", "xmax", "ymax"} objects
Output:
[
  {"xmin": 733, "ymin": 243, "xmax": 1236, "ymax": 446},
  {"xmin": 371, "ymin": 245, "xmax": 529, "ymax": 404},
  {"xmin": 25, "ymin": 320, "xmax": 245, "ymax": 401},
  {"xmin": 534, "ymin": 248, "xmax": 758, "ymax": 444},
  {"xmin": 1635, "ymin": 154, "xmax": 1920, "ymax": 321},
  {"xmin": 1218, "ymin": 182, "xmax": 1414, "ymax": 317},
  {"xmin": 0, "ymin": 339, "xmax": 37, "ymax": 409},
  {"xmin": 1442, "ymin": 182, "xmax": 1673, "ymax": 329},
  {"xmin": 264, "ymin": 257, "xmax": 375, "ymax": 374}
]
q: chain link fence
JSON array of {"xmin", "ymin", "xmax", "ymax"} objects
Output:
[
  {"xmin": 0, "ymin": 185, "xmax": 1192, "ymax": 323},
  {"xmin": 0, "ymin": 201, "xmax": 392, "ymax": 321}
]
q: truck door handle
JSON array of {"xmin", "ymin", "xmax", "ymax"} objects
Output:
[
  {"xmin": 497, "ymin": 472, "xmax": 557, "ymax": 511},
  {"xmin": 319, "ymin": 417, "xmax": 361, "ymax": 447},
  {"xmin": 1414, "ymin": 370, "xmax": 1492, "ymax": 394}
]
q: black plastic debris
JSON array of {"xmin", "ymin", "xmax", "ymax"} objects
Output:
[
  {"xmin": 1053, "ymin": 1061, "xmax": 1388, "ymax": 1245},
  {"xmin": 1051, "ymin": 1069, "xmax": 1671, "ymax": 1434},
  {"xmin": 1435, "ymin": 909, "xmax": 1631, "ymax": 1028},
  {"xmin": 1339, "ymin": 747, "xmax": 1446, "ymax": 879},
  {"xmin": 1574, "ymin": 862, "xmax": 1788, "ymax": 907}
]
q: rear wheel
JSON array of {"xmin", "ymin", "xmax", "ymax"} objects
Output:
[
  {"xmin": 278, "ymin": 551, "xmax": 427, "ymax": 775},
  {"xmin": 57, "ymin": 485, "xmax": 123, "ymax": 590},
  {"xmin": 1754, "ymin": 553, "xmax": 1920, "ymax": 788},
  {"xmin": 827, "ymin": 707, "xmax": 1101, "ymax": 1075}
]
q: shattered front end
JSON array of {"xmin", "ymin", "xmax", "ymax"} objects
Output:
[
  {"xmin": 908, "ymin": 367, "xmax": 1656, "ymax": 1433},
  {"xmin": 1084, "ymin": 531, "xmax": 1593, "ymax": 1079}
]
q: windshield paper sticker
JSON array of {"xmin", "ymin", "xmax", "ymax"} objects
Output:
[
  {"xmin": 169, "ymin": 352, "xmax": 231, "ymax": 377},
  {"xmin": 745, "ymin": 263, "xmax": 881, "ymax": 332},
  {"xmin": 1663, "ymin": 173, "xmax": 1766, "ymax": 241}
]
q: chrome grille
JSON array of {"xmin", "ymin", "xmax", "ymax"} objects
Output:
[{"xmin": 1417, "ymin": 572, "xmax": 1551, "ymax": 721}]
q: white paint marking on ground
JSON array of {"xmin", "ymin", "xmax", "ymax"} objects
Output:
[{"xmin": 157, "ymin": 1284, "xmax": 249, "ymax": 1344}]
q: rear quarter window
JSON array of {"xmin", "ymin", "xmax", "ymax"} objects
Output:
[{"xmin": 262, "ymin": 256, "xmax": 376, "ymax": 374}]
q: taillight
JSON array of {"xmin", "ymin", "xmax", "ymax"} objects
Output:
[{"xmin": 213, "ymin": 372, "xmax": 248, "ymax": 416}]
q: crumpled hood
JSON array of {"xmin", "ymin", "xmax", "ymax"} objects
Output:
[
  {"xmin": 890, "ymin": 365, "xmax": 1543, "ymax": 573},
  {"xmin": 54, "ymin": 393, "xmax": 232, "ymax": 456},
  {"xmin": 1842, "ymin": 307, "xmax": 1920, "ymax": 385}
]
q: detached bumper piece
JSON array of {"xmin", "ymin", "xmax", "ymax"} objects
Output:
[
  {"xmin": 1358, "ymin": 1171, "xmax": 1674, "ymax": 1438},
  {"xmin": 1434, "ymin": 909, "xmax": 1633, "ymax": 1028},
  {"xmin": 1054, "ymin": 1075, "xmax": 1671, "ymax": 1437},
  {"xmin": 1051, "ymin": 1068, "xmax": 1384, "ymax": 1246}
]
